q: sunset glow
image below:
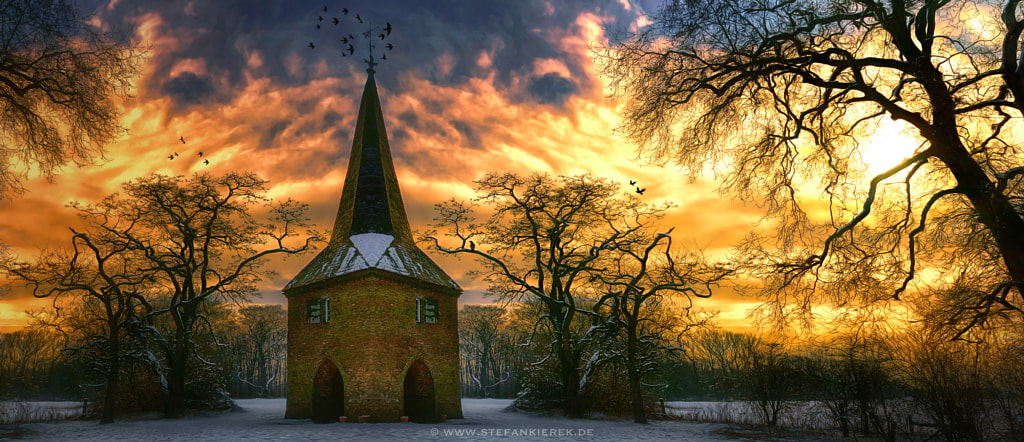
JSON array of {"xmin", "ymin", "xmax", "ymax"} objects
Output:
[
  {"xmin": 2, "ymin": 0, "xmax": 756, "ymax": 332},
  {"xmin": 860, "ymin": 121, "xmax": 920, "ymax": 177},
  {"xmin": 5, "ymin": 0, "xmax": 1024, "ymax": 436},
  {"xmin": 0, "ymin": 0, "xmax": 941, "ymax": 337}
]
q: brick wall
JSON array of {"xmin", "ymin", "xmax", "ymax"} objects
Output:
[{"xmin": 285, "ymin": 270, "xmax": 462, "ymax": 421}]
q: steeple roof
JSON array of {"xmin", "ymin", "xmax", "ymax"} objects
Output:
[{"xmin": 285, "ymin": 72, "xmax": 460, "ymax": 293}]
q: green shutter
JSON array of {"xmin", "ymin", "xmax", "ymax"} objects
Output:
[{"xmin": 306, "ymin": 299, "xmax": 321, "ymax": 324}]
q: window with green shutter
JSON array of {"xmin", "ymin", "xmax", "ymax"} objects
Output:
[
  {"xmin": 307, "ymin": 297, "xmax": 330, "ymax": 324},
  {"xmin": 416, "ymin": 298, "xmax": 438, "ymax": 324}
]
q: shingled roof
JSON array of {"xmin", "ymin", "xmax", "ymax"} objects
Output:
[{"xmin": 285, "ymin": 71, "xmax": 460, "ymax": 293}]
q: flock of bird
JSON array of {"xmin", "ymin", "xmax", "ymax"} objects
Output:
[
  {"xmin": 166, "ymin": 135, "xmax": 210, "ymax": 166},
  {"xmin": 308, "ymin": 4, "xmax": 393, "ymax": 63},
  {"xmin": 630, "ymin": 180, "xmax": 645, "ymax": 195},
  {"xmin": 311, "ymin": 6, "xmax": 644, "ymax": 198},
  {"xmin": 164, "ymin": 5, "xmax": 397, "ymax": 168}
]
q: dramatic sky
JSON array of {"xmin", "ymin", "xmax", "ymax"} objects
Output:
[{"xmin": 0, "ymin": 0, "xmax": 770, "ymax": 332}]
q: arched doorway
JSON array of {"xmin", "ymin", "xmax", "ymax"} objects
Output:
[
  {"xmin": 312, "ymin": 359, "xmax": 344, "ymax": 423},
  {"xmin": 403, "ymin": 359, "xmax": 436, "ymax": 422}
]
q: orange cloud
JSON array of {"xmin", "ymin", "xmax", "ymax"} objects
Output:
[{"xmin": 0, "ymin": 1, "xmax": 760, "ymax": 331}]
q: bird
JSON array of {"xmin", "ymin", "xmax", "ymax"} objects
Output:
[
  {"xmin": 203, "ymin": 159, "xmax": 210, "ymax": 165},
  {"xmin": 174, "ymin": 152, "xmax": 179, "ymax": 157},
  {"xmin": 348, "ymin": 33, "xmax": 354, "ymax": 40},
  {"xmin": 323, "ymin": 5, "xmax": 327, "ymax": 12},
  {"xmin": 356, "ymin": 14, "xmax": 362, "ymax": 23},
  {"xmin": 168, "ymin": 154, "xmax": 174, "ymax": 160},
  {"xmin": 341, "ymin": 37, "xmax": 348, "ymax": 44},
  {"xmin": 381, "ymin": 53, "xmax": 386, "ymax": 60},
  {"xmin": 342, "ymin": 8, "xmax": 348, "ymax": 15},
  {"xmin": 385, "ymin": 22, "xmax": 392, "ymax": 35},
  {"xmin": 308, "ymin": 41, "xmax": 315, "ymax": 49},
  {"xmin": 378, "ymin": 33, "xmax": 384, "ymax": 40},
  {"xmin": 386, "ymin": 43, "xmax": 393, "ymax": 50},
  {"xmin": 347, "ymin": 44, "xmax": 354, "ymax": 55},
  {"xmin": 316, "ymin": 24, "xmax": 321, "ymax": 30},
  {"xmin": 629, "ymin": 180, "xmax": 636, "ymax": 185},
  {"xmin": 332, "ymin": 17, "xmax": 339, "ymax": 25},
  {"xmin": 469, "ymin": 240, "xmax": 476, "ymax": 250},
  {"xmin": 179, "ymin": 136, "xmax": 186, "ymax": 144},
  {"xmin": 318, "ymin": 15, "xmax": 322, "ymax": 22},
  {"xmin": 197, "ymin": 151, "xmax": 203, "ymax": 157},
  {"xmin": 635, "ymin": 187, "xmax": 646, "ymax": 195}
]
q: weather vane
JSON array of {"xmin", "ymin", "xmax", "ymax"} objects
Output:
[{"xmin": 308, "ymin": 4, "xmax": 394, "ymax": 73}]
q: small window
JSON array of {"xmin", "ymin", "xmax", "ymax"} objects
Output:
[
  {"xmin": 416, "ymin": 298, "xmax": 438, "ymax": 324},
  {"xmin": 307, "ymin": 297, "xmax": 330, "ymax": 324}
]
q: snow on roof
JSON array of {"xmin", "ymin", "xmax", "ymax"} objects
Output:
[
  {"xmin": 284, "ymin": 234, "xmax": 460, "ymax": 293},
  {"xmin": 350, "ymin": 233, "xmax": 393, "ymax": 265}
]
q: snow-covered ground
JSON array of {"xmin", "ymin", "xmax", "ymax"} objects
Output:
[
  {"xmin": 3, "ymin": 398, "xmax": 844, "ymax": 441},
  {"xmin": 665, "ymin": 401, "xmax": 835, "ymax": 431},
  {"xmin": 0, "ymin": 401, "xmax": 84, "ymax": 424}
]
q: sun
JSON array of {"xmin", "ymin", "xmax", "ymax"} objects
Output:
[{"xmin": 860, "ymin": 121, "xmax": 920, "ymax": 177}]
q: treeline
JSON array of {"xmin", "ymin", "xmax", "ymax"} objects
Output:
[
  {"xmin": 0, "ymin": 301, "xmax": 288, "ymax": 407},
  {"xmin": 458, "ymin": 299, "xmax": 709, "ymax": 419},
  {"xmin": 460, "ymin": 302, "xmax": 1024, "ymax": 440},
  {"xmin": 680, "ymin": 326, "xmax": 1024, "ymax": 440}
]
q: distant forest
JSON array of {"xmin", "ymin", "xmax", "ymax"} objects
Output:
[
  {"xmin": 0, "ymin": 300, "xmax": 286, "ymax": 408},
  {"xmin": 5, "ymin": 299, "xmax": 1024, "ymax": 440}
]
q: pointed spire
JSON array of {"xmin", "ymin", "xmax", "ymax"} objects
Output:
[
  {"xmin": 284, "ymin": 71, "xmax": 459, "ymax": 293},
  {"xmin": 330, "ymin": 70, "xmax": 413, "ymax": 244}
]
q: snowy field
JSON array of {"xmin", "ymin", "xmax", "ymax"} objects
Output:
[
  {"xmin": 664, "ymin": 401, "xmax": 836, "ymax": 431},
  {"xmin": 0, "ymin": 401, "xmax": 84, "ymax": 424},
  {"xmin": 0, "ymin": 398, "xmax": 849, "ymax": 441}
]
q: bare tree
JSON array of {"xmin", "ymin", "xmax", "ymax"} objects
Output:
[
  {"xmin": 227, "ymin": 304, "xmax": 286, "ymax": 398},
  {"xmin": 898, "ymin": 329, "xmax": 993, "ymax": 441},
  {"xmin": 110, "ymin": 173, "xmax": 316, "ymax": 416},
  {"xmin": 0, "ymin": 0, "xmax": 143, "ymax": 197},
  {"xmin": 601, "ymin": 0, "xmax": 1024, "ymax": 335},
  {"xmin": 426, "ymin": 172, "xmax": 670, "ymax": 417},
  {"xmin": 687, "ymin": 329, "xmax": 794, "ymax": 426},
  {"xmin": 0, "ymin": 328, "xmax": 60, "ymax": 400},
  {"xmin": 686, "ymin": 329, "xmax": 754, "ymax": 399},
  {"xmin": 593, "ymin": 232, "xmax": 728, "ymax": 423},
  {"xmin": 9, "ymin": 236, "xmax": 151, "ymax": 423},
  {"xmin": 9, "ymin": 172, "xmax": 318, "ymax": 418},
  {"xmin": 459, "ymin": 305, "xmax": 516, "ymax": 398},
  {"xmin": 808, "ymin": 315, "xmax": 905, "ymax": 438}
]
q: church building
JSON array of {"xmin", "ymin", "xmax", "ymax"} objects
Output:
[{"xmin": 283, "ymin": 62, "xmax": 463, "ymax": 423}]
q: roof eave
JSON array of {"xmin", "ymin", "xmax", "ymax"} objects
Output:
[{"xmin": 284, "ymin": 267, "xmax": 462, "ymax": 298}]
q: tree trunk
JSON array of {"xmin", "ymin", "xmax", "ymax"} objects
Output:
[
  {"xmin": 100, "ymin": 322, "xmax": 120, "ymax": 424},
  {"xmin": 928, "ymin": 77, "xmax": 1024, "ymax": 290},
  {"xmin": 256, "ymin": 347, "xmax": 267, "ymax": 398},
  {"xmin": 546, "ymin": 302, "xmax": 584, "ymax": 417},
  {"xmin": 479, "ymin": 341, "xmax": 491, "ymax": 398},
  {"xmin": 626, "ymin": 316, "xmax": 647, "ymax": 424},
  {"xmin": 555, "ymin": 323, "xmax": 582, "ymax": 418},
  {"xmin": 166, "ymin": 311, "xmax": 193, "ymax": 418},
  {"xmin": 558, "ymin": 343, "xmax": 582, "ymax": 418},
  {"xmin": 166, "ymin": 337, "xmax": 187, "ymax": 417},
  {"xmin": 930, "ymin": 136, "xmax": 1024, "ymax": 294}
]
